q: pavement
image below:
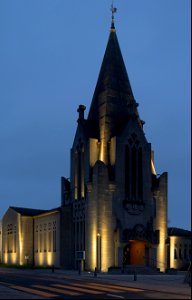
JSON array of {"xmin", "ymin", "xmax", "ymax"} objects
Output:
[
  {"xmin": 0, "ymin": 269, "xmax": 191, "ymax": 299},
  {"xmin": 0, "ymin": 284, "xmax": 44, "ymax": 299}
]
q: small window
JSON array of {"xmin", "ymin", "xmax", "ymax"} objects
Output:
[
  {"xmin": 184, "ymin": 248, "xmax": 187, "ymax": 259},
  {"xmin": 53, "ymin": 230, "xmax": 56, "ymax": 252},
  {"xmin": 174, "ymin": 248, "xmax": 177, "ymax": 259},
  {"xmin": 179, "ymin": 248, "xmax": 182, "ymax": 259},
  {"xmin": 40, "ymin": 232, "xmax": 42, "ymax": 252},
  {"xmin": 48, "ymin": 231, "xmax": 52, "ymax": 252},
  {"xmin": 13, "ymin": 226, "xmax": 16, "ymax": 253},
  {"xmin": 153, "ymin": 198, "xmax": 156, "ymax": 218}
]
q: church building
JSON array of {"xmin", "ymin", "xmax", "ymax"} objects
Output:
[
  {"xmin": 61, "ymin": 10, "xmax": 168, "ymax": 272},
  {"xmin": 1, "ymin": 9, "xmax": 190, "ymax": 272}
]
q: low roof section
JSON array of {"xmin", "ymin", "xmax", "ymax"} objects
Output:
[
  {"xmin": 9, "ymin": 206, "xmax": 60, "ymax": 217},
  {"xmin": 168, "ymin": 227, "xmax": 191, "ymax": 237}
]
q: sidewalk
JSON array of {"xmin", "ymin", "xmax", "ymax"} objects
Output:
[{"xmin": 90, "ymin": 273, "xmax": 191, "ymax": 297}]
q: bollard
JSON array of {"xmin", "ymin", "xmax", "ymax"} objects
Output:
[
  {"xmin": 134, "ymin": 269, "xmax": 137, "ymax": 281},
  {"xmin": 94, "ymin": 267, "xmax": 97, "ymax": 278},
  {"xmin": 78, "ymin": 263, "xmax": 81, "ymax": 276},
  {"xmin": 121, "ymin": 266, "xmax": 124, "ymax": 274},
  {"xmin": 52, "ymin": 265, "xmax": 55, "ymax": 273}
]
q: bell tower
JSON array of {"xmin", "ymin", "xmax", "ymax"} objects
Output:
[{"xmin": 61, "ymin": 5, "xmax": 168, "ymax": 272}]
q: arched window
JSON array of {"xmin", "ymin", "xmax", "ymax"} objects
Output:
[
  {"xmin": 39, "ymin": 224, "xmax": 42, "ymax": 253},
  {"xmin": 13, "ymin": 226, "xmax": 16, "ymax": 253},
  {"xmin": 131, "ymin": 146, "xmax": 137, "ymax": 200},
  {"xmin": 53, "ymin": 221, "xmax": 56, "ymax": 253},
  {"xmin": 125, "ymin": 145, "xmax": 130, "ymax": 198},
  {"xmin": 125, "ymin": 133, "xmax": 143, "ymax": 202},
  {"xmin": 138, "ymin": 147, "xmax": 143, "ymax": 201},
  {"xmin": 74, "ymin": 140, "xmax": 85, "ymax": 200}
]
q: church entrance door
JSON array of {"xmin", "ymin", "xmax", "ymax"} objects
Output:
[{"xmin": 123, "ymin": 240, "xmax": 150, "ymax": 266}]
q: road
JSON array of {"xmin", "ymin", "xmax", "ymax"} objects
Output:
[{"xmin": 0, "ymin": 269, "xmax": 190, "ymax": 299}]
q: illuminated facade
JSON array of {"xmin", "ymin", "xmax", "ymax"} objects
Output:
[
  {"xmin": 61, "ymin": 16, "xmax": 169, "ymax": 272},
  {"xmin": 34, "ymin": 210, "xmax": 60, "ymax": 267},
  {"xmin": 0, "ymin": 13, "xmax": 190, "ymax": 273},
  {"xmin": 1, "ymin": 207, "xmax": 60, "ymax": 267},
  {"xmin": 167, "ymin": 228, "xmax": 191, "ymax": 270}
]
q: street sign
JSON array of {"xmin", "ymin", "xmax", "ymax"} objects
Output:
[{"xmin": 76, "ymin": 251, "xmax": 85, "ymax": 260}]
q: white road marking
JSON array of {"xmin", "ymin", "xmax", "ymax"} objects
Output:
[{"xmin": 107, "ymin": 294, "xmax": 125, "ymax": 299}]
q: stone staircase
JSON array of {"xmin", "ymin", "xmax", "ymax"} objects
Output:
[
  {"xmin": 108, "ymin": 265, "xmax": 162, "ymax": 275},
  {"xmin": 124, "ymin": 265, "xmax": 161, "ymax": 275}
]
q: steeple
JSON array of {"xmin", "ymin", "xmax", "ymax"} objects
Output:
[{"xmin": 88, "ymin": 7, "xmax": 140, "ymax": 161}]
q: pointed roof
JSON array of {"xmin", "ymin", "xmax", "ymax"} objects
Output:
[{"xmin": 88, "ymin": 21, "xmax": 139, "ymax": 140}]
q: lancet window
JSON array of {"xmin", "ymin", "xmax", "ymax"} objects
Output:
[
  {"xmin": 53, "ymin": 221, "xmax": 56, "ymax": 252},
  {"xmin": 74, "ymin": 140, "xmax": 85, "ymax": 200},
  {"xmin": 125, "ymin": 133, "xmax": 143, "ymax": 202},
  {"xmin": 7, "ymin": 224, "xmax": 14, "ymax": 253}
]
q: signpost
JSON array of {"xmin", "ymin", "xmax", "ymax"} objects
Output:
[
  {"xmin": 25, "ymin": 255, "xmax": 29, "ymax": 265},
  {"xmin": 76, "ymin": 251, "xmax": 85, "ymax": 274}
]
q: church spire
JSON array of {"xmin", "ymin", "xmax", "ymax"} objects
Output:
[{"xmin": 87, "ymin": 6, "xmax": 140, "ymax": 164}]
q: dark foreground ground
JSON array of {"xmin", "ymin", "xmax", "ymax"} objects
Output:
[{"xmin": 0, "ymin": 268, "xmax": 191, "ymax": 299}]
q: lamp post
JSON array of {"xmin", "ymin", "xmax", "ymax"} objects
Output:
[{"xmin": 96, "ymin": 233, "xmax": 101, "ymax": 272}]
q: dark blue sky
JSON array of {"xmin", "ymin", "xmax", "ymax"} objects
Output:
[{"xmin": 0, "ymin": 0, "xmax": 191, "ymax": 230}]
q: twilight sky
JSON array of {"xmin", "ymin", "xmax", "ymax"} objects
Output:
[{"xmin": 0, "ymin": 0, "xmax": 191, "ymax": 230}]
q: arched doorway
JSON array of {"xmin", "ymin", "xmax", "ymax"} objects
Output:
[{"xmin": 123, "ymin": 240, "xmax": 151, "ymax": 266}]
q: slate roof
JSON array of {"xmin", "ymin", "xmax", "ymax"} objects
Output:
[
  {"xmin": 10, "ymin": 206, "xmax": 60, "ymax": 217},
  {"xmin": 87, "ymin": 22, "xmax": 140, "ymax": 140},
  {"xmin": 168, "ymin": 227, "xmax": 191, "ymax": 237}
]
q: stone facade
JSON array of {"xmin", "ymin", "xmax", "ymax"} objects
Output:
[
  {"xmin": 167, "ymin": 228, "xmax": 191, "ymax": 270},
  {"xmin": 0, "ymin": 16, "xmax": 190, "ymax": 273},
  {"xmin": 34, "ymin": 211, "xmax": 60, "ymax": 268},
  {"xmin": 60, "ymin": 19, "xmax": 168, "ymax": 272},
  {"xmin": 1, "ymin": 207, "xmax": 60, "ymax": 267},
  {"xmin": 2, "ymin": 208, "xmax": 21, "ymax": 265},
  {"xmin": 1, "ymin": 208, "xmax": 35, "ymax": 266}
]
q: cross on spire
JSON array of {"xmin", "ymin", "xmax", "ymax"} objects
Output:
[{"xmin": 111, "ymin": 1, "xmax": 117, "ymax": 30}]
